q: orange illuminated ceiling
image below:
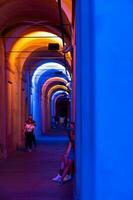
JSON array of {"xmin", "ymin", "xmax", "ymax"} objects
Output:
[
  {"xmin": 0, "ymin": 0, "xmax": 72, "ymax": 33},
  {"xmin": 8, "ymin": 31, "xmax": 71, "ymax": 72},
  {"xmin": 1, "ymin": 1, "xmax": 73, "ymax": 73}
]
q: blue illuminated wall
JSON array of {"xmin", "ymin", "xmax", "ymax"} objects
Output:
[
  {"xmin": 94, "ymin": 1, "xmax": 133, "ymax": 200},
  {"xmin": 76, "ymin": 1, "xmax": 133, "ymax": 200}
]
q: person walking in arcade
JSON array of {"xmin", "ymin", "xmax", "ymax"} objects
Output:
[{"xmin": 24, "ymin": 115, "xmax": 36, "ymax": 152}]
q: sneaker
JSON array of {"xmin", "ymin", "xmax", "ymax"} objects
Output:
[
  {"xmin": 52, "ymin": 174, "xmax": 61, "ymax": 182},
  {"xmin": 63, "ymin": 174, "xmax": 72, "ymax": 182},
  {"xmin": 57, "ymin": 177, "xmax": 63, "ymax": 185}
]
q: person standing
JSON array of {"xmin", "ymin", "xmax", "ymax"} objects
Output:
[{"xmin": 24, "ymin": 115, "xmax": 36, "ymax": 152}]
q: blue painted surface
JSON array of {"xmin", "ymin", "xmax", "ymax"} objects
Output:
[
  {"xmin": 94, "ymin": 1, "xmax": 133, "ymax": 200},
  {"xmin": 76, "ymin": 0, "xmax": 95, "ymax": 200},
  {"xmin": 76, "ymin": 0, "xmax": 133, "ymax": 200}
]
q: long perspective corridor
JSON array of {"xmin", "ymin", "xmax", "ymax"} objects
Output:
[
  {"xmin": 1, "ymin": 1, "xmax": 133, "ymax": 200},
  {"xmin": 0, "ymin": 1, "xmax": 75, "ymax": 199}
]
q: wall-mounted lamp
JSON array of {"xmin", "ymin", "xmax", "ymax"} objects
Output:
[{"xmin": 48, "ymin": 43, "xmax": 59, "ymax": 50}]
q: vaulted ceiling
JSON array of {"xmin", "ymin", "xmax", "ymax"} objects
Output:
[
  {"xmin": 0, "ymin": 0, "xmax": 73, "ymax": 74},
  {"xmin": 0, "ymin": 0, "xmax": 72, "ymax": 39}
]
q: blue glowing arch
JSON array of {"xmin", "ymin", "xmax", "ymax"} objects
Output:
[
  {"xmin": 51, "ymin": 90, "xmax": 70, "ymax": 118},
  {"xmin": 31, "ymin": 62, "xmax": 71, "ymax": 135}
]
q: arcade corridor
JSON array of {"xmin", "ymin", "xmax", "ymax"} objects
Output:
[
  {"xmin": 1, "ymin": 1, "xmax": 133, "ymax": 200},
  {"xmin": 0, "ymin": 1, "xmax": 75, "ymax": 199}
]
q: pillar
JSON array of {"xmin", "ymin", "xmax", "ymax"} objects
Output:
[
  {"xmin": 75, "ymin": 0, "xmax": 95, "ymax": 199},
  {"xmin": 76, "ymin": 0, "xmax": 133, "ymax": 200},
  {"xmin": 94, "ymin": 1, "xmax": 133, "ymax": 200},
  {"xmin": 0, "ymin": 38, "xmax": 7, "ymax": 158}
]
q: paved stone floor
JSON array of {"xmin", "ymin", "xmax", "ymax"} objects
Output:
[{"xmin": 0, "ymin": 132, "xmax": 73, "ymax": 200}]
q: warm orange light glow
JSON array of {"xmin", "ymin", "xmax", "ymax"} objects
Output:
[
  {"xmin": 46, "ymin": 85, "xmax": 68, "ymax": 129},
  {"xmin": 41, "ymin": 78, "xmax": 68, "ymax": 132},
  {"xmin": 9, "ymin": 31, "xmax": 71, "ymax": 72},
  {"xmin": 41, "ymin": 77, "xmax": 67, "ymax": 95},
  {"xmin": 11, "ymin": 32, "xmax": 62, "ymax": 52},
  {"xmin": 62, "ymin": 0, "xmax": 72, "ymax": 23},
  {"xmin": 47, "ymin": 85, "xmax": 68, "ymax": 99}
]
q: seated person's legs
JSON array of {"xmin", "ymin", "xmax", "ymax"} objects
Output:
[{"xmin": 52, "ymin": 157, "xmax": 73, "ymax": 182}]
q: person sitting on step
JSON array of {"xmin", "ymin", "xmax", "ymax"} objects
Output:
[{"xmin": 52, "ymin": 122, "xmax": 75, "ymax": 184}]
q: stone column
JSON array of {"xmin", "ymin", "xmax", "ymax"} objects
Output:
[
  {"xmin": 75, "ymin": 0, "xmax": 95, "ymax": 199},
  {"xmin": 0, "ymin": 38, "xmax": 7, "ymax": 158},
  {"xmin": 76, "ymin": 1, "xmax": 133, "ymax": 200}
]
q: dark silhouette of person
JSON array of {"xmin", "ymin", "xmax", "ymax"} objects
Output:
[{"xmin": 24, "ymin": 115, "xmax": 36, "ymax": 151}]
